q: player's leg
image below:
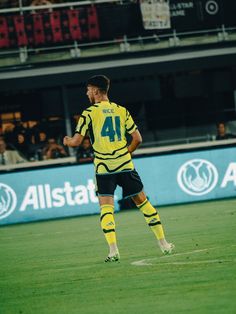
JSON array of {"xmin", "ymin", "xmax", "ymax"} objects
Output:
[
  {"xmin": 99, "ymin": 195, "xmax": 119, "ymax": 262},
  {"xmin": 96, "ymin": 174, "xmax": 120, "ymax": 262},
  {"xmin": 132, "ymin": 191, "xmax": 174, "ymax": 254},
  {"xmin": 119, "ymin": 170, "xmax": 174, "ymax": 255}
]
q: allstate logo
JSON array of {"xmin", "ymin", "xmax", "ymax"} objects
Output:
[
  {"xmin": 177, "ymin": 159, "xmax": 218, "ymax": 196},
  {"xmin": 0, "ymin": 183, "xmax": 17, "ymax": 220}
]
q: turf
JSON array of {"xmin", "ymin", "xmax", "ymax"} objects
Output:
[{"xmin": 0, "ymin": 199, "xmax": 236, "ymax": 314}]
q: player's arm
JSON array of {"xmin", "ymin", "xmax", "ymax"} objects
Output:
[
  {"xmin": 64, "ymin": 111, "xmax": 89, "ymax": 147},
  {"xmin": 127, "ymin": 129, "xmax": 142, "ymax": 153},
  {"xmin": 125, "ymin": 109, "xmax": 142, "ymax": 153},
  {"xmin": 63, "ymin": 133, "xmax": 84, "ymax": 147}
]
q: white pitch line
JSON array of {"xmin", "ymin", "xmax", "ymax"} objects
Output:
[
  {"xmin": 160, "ymin": 248, "xmax": 210, "ymax": 259},
  {"xmin": 131, "ymin": 259, "xmax": 236, "ymax": 266},
  {"xmin": 132, "ymin": 259, "xmax": 153, "ymax": 266},
  {"xmin": 132, "ymin": 258, "xmax": 236, "ymax": 267},
  {"xmin": 132, "ymin": 248, "xmax": 213, "ymax": 266},
  {"xmin": 159, "ymin": 259, "xmax": 235, "ymax": 265},
  {"xmin": 131, "ymin": 246, "xmax": 236, "ymax": 266}
]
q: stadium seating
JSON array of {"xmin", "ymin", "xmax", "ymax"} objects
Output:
[
  {"xmin": 0, "ymin": 7, "xmax": 100, "ymax": 48},
  {"xmin": 0, "ymin": 16, "xmax": 10, "ymax": 48}
]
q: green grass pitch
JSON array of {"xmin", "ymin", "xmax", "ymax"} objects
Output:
[{"xmin": 0, "ymin": 199, "xmax": 236, "ymax": 314}]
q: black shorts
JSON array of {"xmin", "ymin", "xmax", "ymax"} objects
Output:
[{"xmin": 96, "ymin": 169, "xmax": 143, "ymax": 198}]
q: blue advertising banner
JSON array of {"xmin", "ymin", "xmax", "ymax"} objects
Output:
[
  {"xmin": 0, "ymin": 163, "xmax": 122, "ymax": 226},
  {"xmin": 0, "ymin": 146, "xmax": 235, "ymax": 225},
  {"xmin": 135, "ymin": 146, "xmax": 236, "ymax": 206}
]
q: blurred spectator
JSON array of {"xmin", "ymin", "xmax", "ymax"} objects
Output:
[
  {"xmin": 29, "ymin": 131, "xmax": 48, "ymax": 160},
  {"xmin": 0, "ymin": 138, "xmax": 26, "ymax": 165},
  {"xmin": 30, "ymin": 0, "xmax": 53, "ymax": 13},
  {"xmin": 30, "ymin": 119, "xmax": 49, "ymax": 143},
  {"xmin": 43, "ymin": 137, "xmax": 67, "ymax": 159},
  {"xmin": 3, "ymin": 123, "xmax": 15, "ymax": 145},
  {"xmin": 13, "ymin": 121, "xmax": 27, "ymax": 136},
  {"xmin": 37, "ymin": 130, "xmax": 47, "ymax": 144},
  {"xmin": 76, "ymin": 137, "xmax": 94, "ymax": 163},
  {"xmin": 14, "ymin": 133, "xmax": 30, "ymax": 160},
  {"xmin": 216, "ymin": 122, "xmax": 236, "ymax": 140}
]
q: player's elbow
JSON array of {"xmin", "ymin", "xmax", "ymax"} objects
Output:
[
  {"xmin": 134, "ymin": 138, "xmax": 142, "ymax": 148},
  {"xmin": 137, "ymin": 134, "xmax": 142, "ymax": 145},
  {"xmin": 133, "ymin": 131, "xmax": 142, "ymax": 145},
  {"xmin": 131, "ymin": 130, "xmax": 142, "ymax": 146}
]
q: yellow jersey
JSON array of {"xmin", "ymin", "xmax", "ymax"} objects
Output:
[{"xmin": 75, "ymin": 101, "xmax": 137, "ymax": 174}]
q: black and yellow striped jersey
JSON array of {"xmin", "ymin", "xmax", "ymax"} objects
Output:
[{"xmin": 75, "ymin": 100, "xmax": 137, "ymax": 174}]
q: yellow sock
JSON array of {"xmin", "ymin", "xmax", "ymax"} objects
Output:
[
  {"xmin": 138, "ymin": 199, "xmax": 165, "ymax": 240},
  {"xmin": 100, "ymin": 205, "xmax": 117, "ymax": 246}
]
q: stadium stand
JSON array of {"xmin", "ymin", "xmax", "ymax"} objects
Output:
[{"xmin": 0, "ymin": 0, "xmax": 236, "ymax": 168}]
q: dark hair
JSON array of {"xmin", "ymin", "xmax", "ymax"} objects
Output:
[{"xmin": 87, "ymin": 75, "xmax": 110, "ymax": 93}]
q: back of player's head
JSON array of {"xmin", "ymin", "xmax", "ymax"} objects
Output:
[{"xmin": 87, "ymin": 75, "xmax": 110, "ymax": 93}]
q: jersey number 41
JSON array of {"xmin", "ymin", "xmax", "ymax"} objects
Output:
[{"xmin": 101, "ymin": 116, "xmax": 121, "ymax": 142}]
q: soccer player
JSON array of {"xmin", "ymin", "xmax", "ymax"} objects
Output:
[{"xmin": 63, "ymin": 75, "xmax": 174, "ymax": 262}]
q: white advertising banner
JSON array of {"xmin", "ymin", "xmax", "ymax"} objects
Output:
[{"xmin": 140, "ymin": 0, "xmax": 171, "ymax": 30}]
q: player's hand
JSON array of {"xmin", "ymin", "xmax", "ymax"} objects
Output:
[{"xmin": 63, "ymin": 136, "xmax": 71, "ymax": 146}]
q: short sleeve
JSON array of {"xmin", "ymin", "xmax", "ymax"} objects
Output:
[
  {"xmin": 125, "ymin": 110, "xmax": 137, "ymax": 134},
  {"xmin": 75, "ymin": 111, "xmax": 90, "ymax": 136}
]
